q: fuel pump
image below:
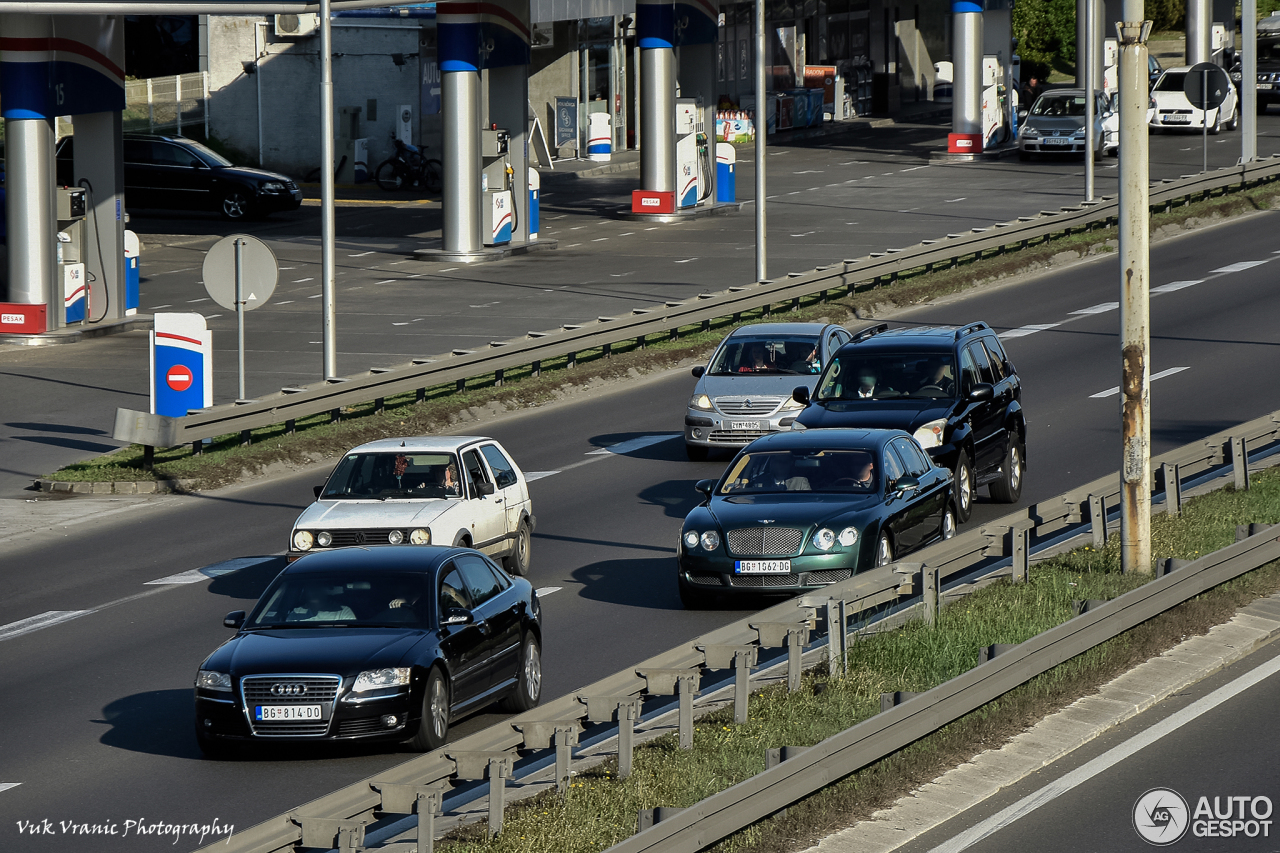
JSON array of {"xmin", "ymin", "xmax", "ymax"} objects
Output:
[
  {"xmin": 56, "ymin": 187, "xmax": 88, "ymax": 324},
  {"xmin": 980, "ymin": 56, "xmax": 1007, "ymax": 148},
  {"xmin": 481, "ymin": 126, "xmax": 514, "ymax": 246},
  {"xmin": 675, "ymin": 99, "xmax": 715, "ymax": 209}
]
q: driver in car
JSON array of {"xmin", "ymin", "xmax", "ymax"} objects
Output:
[
  {"xmin": 738, "ymin": 342, "xmax": 774, "ymax": 373},
  {"xmin": 854, "ymin": 367, "xmax": 891, "ymax": 399},
  {"xmin": 917, "ymin": 358, "xmax": 955, "ymax": 396},
  {"xmin": 290, "ymin": 586, "xmax": 356, "ymax": 622}
]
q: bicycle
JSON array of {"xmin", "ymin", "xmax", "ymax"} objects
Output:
[{"xmin": 375, "ymin": 138, "xmax": 443, "ymax": 194}]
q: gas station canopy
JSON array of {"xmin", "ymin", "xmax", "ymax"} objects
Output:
[{"xmin": 0, "ymin": 1, "xmax": 400, "ymax": 12}]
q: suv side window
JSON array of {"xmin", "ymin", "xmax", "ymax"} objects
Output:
[
  {"xmin": 461, "ymin": 449, "xmax": 493, "ymax": 498},
  {"xmin": 882, "ymin": 444, "xmax": 906, "ymax": 484},
  {"xmin": 893, "ymin": 438, "xmax": 932, "ymax": 476},
  {"xmin": 966, "ymin": 343, "xmax": 996, "ymax": 384},
  {"xmin": 479, "ymin": 444, "xmax": 519, "ymax": 489},
  {"xmin": 959, "ymin": 347, "xmax": 982, "ymax": 393},
  {"xmin": 984, "ymin": 336, "xmax": 1010, "ymax": 373},
  {"xmin": 439, "ymin": 564, "xmax": 473, "ymax": 613},
  {"xmin": 455, "ymin": 554, "xmax": 503, "ymax": 606},
  {"xmin": 982, "ymin": 341, "xmax": 1006, "ymax": 381}
]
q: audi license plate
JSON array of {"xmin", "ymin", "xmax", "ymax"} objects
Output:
[
  {"xmin": 255, "ymin": 704, "xmax": 323, "ymax": 721},
  {"xmin": 729, "ymin": 420, "xmax": 765, "ymax": 431},
  {"xmin": 1164, "ymin": 115, "xmax": 1191, "ymax": 124},
  {"xmin": 735, "ymin": 560, "xmax": 791, "ymax": 574},
  {"xmin": 1042, "ymin": 137, "xmax": 1071, "ymax": 145}
]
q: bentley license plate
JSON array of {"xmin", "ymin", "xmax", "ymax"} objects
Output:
[
  {"xmin": 729, "ymin": 420, "xmax": 764, "ymax": 431},
  {"xmin": 256, "ymin": 704, "xmax": 322, "ymax": 721},
  {"xmin": 735, "ymin": 560, "xmax": 791, "ymax": 574}
]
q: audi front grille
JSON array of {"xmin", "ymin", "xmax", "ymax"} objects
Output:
[{"xmin": 241, "ymin": 674, "xmax": 341, "ymax": 737}]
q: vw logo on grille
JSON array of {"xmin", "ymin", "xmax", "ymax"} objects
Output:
[
  {"xmin": 353, "ymin": 531, "xmax": 367, "ymax": 545},
  {"xmin": 271, "ymin": 683, "xmax": 307, "ymax": 696}
]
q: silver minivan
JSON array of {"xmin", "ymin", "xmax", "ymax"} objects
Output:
[{"xmin": 684, "ymin": 322, "xmax": 851, "ymax": 460}]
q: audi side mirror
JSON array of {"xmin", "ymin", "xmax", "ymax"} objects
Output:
[
  {"xmin": 691, "ymin": 365, "xmax": 706, "ymax": 378},
  {"xmin": 894, "ymin": 475, "xmax": 920, "ymax": 493},
  {"xmin": 792, "ymin": 386, "xmax": 811, "ymax": 405},
  {"xmin": 224, "ymin": 610, "xmax": 246, "ymax": 629},
  {"xmin": 313, "ymin": 485, "xmax": 324, "ymax": 499},
  {"xmin": 968, "ymin": 383, "xmax": 995, "ymax": 402},
  {"xmin": 441, "ymin": 608, "xmax": 473, "ymax": 626}
]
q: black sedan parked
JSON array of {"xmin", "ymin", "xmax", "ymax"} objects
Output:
[
  {"xmin": 677, "ymin": 429, "xmax": 955, "ymax": 608},
  {"xmin": 193, "ymin": 546, "xmax": 542, "ymax": 757},
  {"xmin": 56, "ymin": 134, "xmax": 302, "ymax": 220}
]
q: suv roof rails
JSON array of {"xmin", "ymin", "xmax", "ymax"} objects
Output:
[
  {"xmin": 850, "ymin": 323, "xmax": 889, "ymax": 344},
  {"xmin": 955, "ymin": 322, "xmax": 990, "ymax": 340}
]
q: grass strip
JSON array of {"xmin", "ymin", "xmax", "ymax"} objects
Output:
[
  {"xmin": 48, "ymin": 177, "xmax": 1280, "ymax": 488},
  {"xmin": 435, "ymin": 467, "xmax": 1280, "ymax": 853}
]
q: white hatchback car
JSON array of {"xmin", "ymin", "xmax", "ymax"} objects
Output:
[
  {"xmin": 1150, "ymin": 66, "xmax": 1239, "ymax": 133},
  {"xmin": 288, "ymin": 436, "xmax": 535, "ymax": 575}
]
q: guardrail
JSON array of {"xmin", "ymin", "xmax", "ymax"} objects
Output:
[
  {"xmin": 196, "ymin": 407, "xmax": 1280, "ymax": 853},
  {"xmin": 116, "ymin": 155, "xmax": 1280, "ymax": 452}
]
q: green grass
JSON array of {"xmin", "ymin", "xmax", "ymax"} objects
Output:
[{"xmin": 436, "ymin": 466, "xmax": 1280, "ymax": 853}]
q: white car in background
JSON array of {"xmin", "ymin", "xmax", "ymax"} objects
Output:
[
  {"xmin": 288, "ymin": 436, "xmax": 535, "ymax": 575},
  {"xmin": 1149, "ymin": 66, "xmax": 1239, "ymax": 133}
]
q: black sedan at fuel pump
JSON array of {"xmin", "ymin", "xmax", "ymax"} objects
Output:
[{"xmin": 676, "ymin": 429, "xmax": 957, "ymax": 608}]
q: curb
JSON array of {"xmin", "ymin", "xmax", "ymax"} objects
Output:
[{"xmin": 32, "ymin": 477, "xmax": 198, "ymax": 495}]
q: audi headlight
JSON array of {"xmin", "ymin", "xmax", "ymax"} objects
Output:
[
  {"xmin": 353, "ymin": 667, "xmax": 412, "ymax": 693},
  {"xmin": 293, "ymin": 530, "xmax": 314, "ymax": 551},
  {"xmin": 410, "ymin": 528, "xmax": 431, "ymax": 545},
  {"xmin": 316, "ymin": 531, "xmax": 333, "ymax": 547},
  {"xmin": 838, "ymin": 526, "xmax": 859, "ymax": 547},
  {"xmin": 689, "ymin": 394, "xmax": 713, "ymax": 411},
  {"xmin": 683, "ymin": 531, "xmax": 700, "ymax": 549},
  {"xmin": 812, "ymin": 528, "xmax": 836, "ymax": 551},
  {"xmin": 700, "ymin": 531, "xmax": 721, "ymax": 551},
  {"xmin": 913, "ymin": 419, "xmax": 947, "ymax": 449},
  {"xmin": 388, "ymin": 530, "xmax": 404, "ymax": 544},
  {"xmin": 196, "ymin": 670, "xmax": 231, "ymax": 692}
]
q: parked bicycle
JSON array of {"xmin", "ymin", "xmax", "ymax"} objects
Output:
[{"xmin": 375, "ymin": 138, "xmax": 443, "ymax": 194}]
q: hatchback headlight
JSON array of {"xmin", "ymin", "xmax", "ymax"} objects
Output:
[
  {"xmin": 689, "ymin": 394, "xmax": 713, "ymax": 411},
  {"xmin": 410, "ymin": 528, "xmax": 431, "ymax": 545},
  {"xmin": 353, "ymin": 667, "xmax": 412, "ymax": 693},
  {"xmin": 683, "ymin": 530, "xmax": 700, "ymax": 549},
  {"xmin": 812, "ymin": 528, "xmax": 836, "ymax": 551},
  {"xmin": 838, "ymin": 526, "xmax": 859, "ymax": 547},
  {"xmin": 316, "ymin": 531, "xmax": 333, "ymax": 547},
  {"xmin": 388, "ymin": 530, "xmax": 404, "ymax": 544},
  {"xmin": 700, "ymin": 530, "xmax": 721, "ymax": 551},
  {"xmin": 913, "ymin": 419, "xmax": 947, "ymax": 449},
  {"xmin": 293, "ymin": 530, "xmax": 314, "ymax": 551},
  {"xmin": 197, "ymin": 670, "xmax": 231, "ymax": 691}
]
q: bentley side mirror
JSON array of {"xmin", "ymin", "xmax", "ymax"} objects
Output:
[
  {"xmin": 968, "ymin": 383, "xmax": 995, "ymax": 402},
  {"xmin": 313, "ymin": 485, "xmax": 324, "ymax": 499},
  {"xmin": 441, "ymin": 608, "xmax": 473, "ymax": 626},
  {"xmin": 791, "ymin": 386, "xmax": 811, "ymax": 406},
  {"xmin": 691, "ymin": 365, "xmax": 706, "ymax": 378},
  {"xmin": 694, "ymin": 479, "xmax": 715, "ymax": 499},
  {"xmin": 224, "ymin": 610, "xmax": 246, "ymax": 629}
]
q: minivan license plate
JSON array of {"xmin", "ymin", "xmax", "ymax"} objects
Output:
[
  {"xmin": 256, "ymin": 704, "xmax": 322, "ymax": 721},
  {"xmin": 735, "ymin": 560, "xmax": 791, "ymax": 574}
]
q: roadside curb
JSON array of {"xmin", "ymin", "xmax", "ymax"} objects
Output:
[
  {"xmin": 32, "ymin": 477, "xmax": 198, "ymax": 495},
  {"xmin": 803, "ymin": 592, "xmax": 1280, "ymax": 853}
]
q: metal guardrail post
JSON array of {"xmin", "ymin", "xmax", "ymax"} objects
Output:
[
  {"xmin": 636, "ymin": 669, "xmax": 701, "ymax": 749},
  {"xmin": 1163, "ymin": 462, "xmax": 1181, "ymax": 517},
  {"xmin": 1237, "ymin": 523, "xmax": 1275, "ymax": 541},
  {"xmin": 1232, "ymin": 436, "xmax": 1250, "ymax": 490},
  {"xmin": 978, "ymin": 643, "xmax": 1018, "ymax": 664},
  {"xmin": 827, "ymin": 599, "xmax": 848, "ymax": 676},
  {"xmin": 416, "ymin": 790, "xmax": 442, "ymax": 853},
  {"xmin": 580, "ymin": 696, "xmax": 643, "ymax": 777},
  {"xmin": 515, "ymin": 721, "xmax": 581, "ymax": 792},
  {"xmin": 637, "ymin": 807, "xmax": 685, "ymax": 831},
  {"xmin": 763, "ymin": 746, "xmax": 808, "ymax": 817},
  {"xmin": 1011, "ymin": 524, "xmax": 1029, "ymax": 583},
  {"xmin": 678, "ymin": 676, "xmax": 696, "ymax": 749},
  {"xmin": 923, "ymin": 566, "xmax": 940, "ymax": 625},
  {"xmin": 697, "ymin": 644, "xmax": 759, "ymax": 724},
  {"xmin": 879, "ymin": 691, "xmax": 921, "ymax": 712},
  {"xmin": 295, "ymin": 817, "xmax": 366, "ymax": 850},
  {"xmin": 1089, "ymin": 494, "xmax": 1107, "ymax": 547},
  {"xmin": 750, "ymin": 623, "xmax": 810, "ymax": 691},
  {"xmin": 447, "ymin": 753, "xmax": 514, "ymax": 837}
]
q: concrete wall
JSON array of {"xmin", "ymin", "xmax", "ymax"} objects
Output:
[
  {"xmin": 206, "ymin": 16, "xmax": 423, "ymax": 178},
  {"xmin": 529, "ymin": 21, "xmax": 582, "ymax": 158}
]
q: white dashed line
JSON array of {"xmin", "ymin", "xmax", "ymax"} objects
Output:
[
  {"xmin": 0, "ymin": 611, "xmax": 94, "ymax": 643},
  {"xmin": 393, "ymin": 322, "xmax": 410, "ymax": 326},
  {"xmin": 308, "ymin": 294, "xmax": 322, "ymax": 298},
  {"xmin": 294, "ymin": 277, "xmax": 314, "ymax": 283},
  {"xmin": 1069, "ymin": 302, "xmax": 1119, "ymax": 315},
  {"xmin": 276, "ymin": 300, "xmax": 294, "ymax": 305},
  {"xmin": 0, "ymin": 783, "xmax": 20, "ymax": 794},
  {"xmin": 524, "ymin": 471, "xmax": 560, "ymax": 482},
  {"xmin": 151, "ymin": 304, "xmax": 172, "ymax": 309},
  {"xmin": 187, "ymin": 297, "xmax": 210, "ymax": 303},
  {"xmin": 145, "ymin": 557, "xmax": 274, "ymax": 585},
  {"xmin": 375, "ymin": 279, "xmax": 395, "ymax": 285},
  {"xmin": 1210, "ymin": 260, "xmax": 1267, "ymax": 273},
  {"xmin": 946, "ymin": 197, "xmax": 966, "ymax": 203},
  {"xmin": 1150, "ymin": 280, "xmax": 1202, "ymax": 294},
  {"xmin": 593, "ymin": 237, "xmax": 609, "ymax": 242},
  {"xmin": 535, "ymin": 586, "xmax": 563, "ymax": 597},
  {"xmin": 675, "ymin": 257, "xmax": 698, "ymax": 263},
  {"xmin": 348, "ymin": 251, "xmax": 375, "ymax": 257},
  {"xmin": 205, "ymin": 314, "xmax": 222, "ymax": 319},
  {"xmin": 1089, "ymin": 366, "xmax": 1190, "ymax": 399},
  {"xmin": 900, "ymin": 165, "xmax": 929, "ymax": 172},
  {"xmin": 620, "ymin": 232, "xmax": 635, "ymax": 236},
  {"xmin": 565, "ymin": 243, "xmax": 582, "ymax": 248},
  {"xmin": 1002, "ymin": 323, "xmax": 1061, "ymax": 338},
  {"xmin": 586, "ymin": 434, "xmax": 679, "ymax": 455},
  {"xmin": 645, "ymin": 226, "xmax": 660, "ymax": 230}
]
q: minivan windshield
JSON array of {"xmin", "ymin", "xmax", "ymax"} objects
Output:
[
  {"xmin": 708, "ymin": 335, "xmax": 821, "ymax": 375},
  {"xmin": 816, "ymin": 352, "xmax": 957, "ymax": 401},
  {"xmin": 321, "ymin": 452, "xmax": 462, "ymax": 500}
]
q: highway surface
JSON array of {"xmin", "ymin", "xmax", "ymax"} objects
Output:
[
  {"xmin": 2, "ymin": 209, "xmax": 1280, "ymax": 851},
  {"xmin": 5, "ymin": 113, "xmax": 1280, "ymax": 496}
]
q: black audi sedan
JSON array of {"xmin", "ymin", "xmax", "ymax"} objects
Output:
[
  {"xmin": 193, "ymin": 546, "xmax": 541, "ymax": 757},
  {"xmin": 56, "ymin": 134, "xmax": 302, "ymax": 220},
  {"xmin": 677, "ymin": 429, "xmax": 954, "ymax": 608}
]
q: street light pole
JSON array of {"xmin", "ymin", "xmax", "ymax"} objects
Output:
[
  {"xmin": 320, "ymin": 0, "xmax": 338, "ymax": 381},
  {"xmin": 1244, "ymin": 0, "xmax": 1258, "ymax": 164},
  {"xmin": 754, "ymin": 0, "xmax": 767, "ymax": 283},
  {"xmin": 1084, "ymin": 0, "xmax": 1095, "ymax": 201},
  {"xmin": 1117, "ymin": 9, "xmax": 1152, "ymax": 575}
]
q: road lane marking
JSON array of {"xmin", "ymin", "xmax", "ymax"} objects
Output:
[
  {"xmin": 393, "ymin": 322, "xmax": 410, "ymax": 326},
  {"xmin": 1002, "ymin": 323, "xmax": 1061, "ymax": 338},
  {"xmin": 524, "ymin": 471, "xmax": 560, "ymax": 482},
  {"xmin": 0, "ymin": 783, "xmax": 20, "ymax": 794},
  {"xmin": 1151, "ymin": 280, "xmax": 1202, "ymax": 294},
  {"xmin": 946, "ymin": 197, "xmax": 966, "ymax": 203},
  {"xmin": 0, "ymin": 611, "xmax": 94, "ymax": 642},
  {"xmin": 535, "ymin": 587, "xmax": 563, "ymax": 597},
  {"xmin": 151, "ymin": 304, "xmax": 172, "ymax": 310},
  {"xmin": 277, "ymin": 300, "xmax": 294, "ymax": 305},
  {"xmin": 1089, "ymin": 366, "xmax": 1189, "ymax": 399},
  {"xmin": 187, "ymin": 297, "xmax": 211, "ymax": 303},
  {"xmin": 293, "ymin": 277, "xmax": 314, "ymax": 283},
  {"xmin": 348, "ymin": 251, "xmax": 375, "ymax": 257},
  {"xmin": 900, "ymin": 165, "xmax": 929, "ymax": 172},
  {"xmin": 587, "ymin": 434, "xmax": 679, "ymax": 456},
  {"xmin": 375, "ymin": 279, "xmax": 395, "ymax": 285},
  {"xmin": 1210, "ymin": 260, "xmax": 1267, "ymax": 273},
  {"xmin": 145, "ymin": 557, "xmax": 275, "ymax": 586},
  {"xmin": 308, "ymin": 294, "xmax": 322, "ymax": 298},
  {"xmin": 929, "ymin": 647, "xmax": 1280, "ymax": 853},
  {"xmin": 1069, "ymin": 302, "xmax": 1119, "ymax": 315},
  {"xmin": 675, "ymin": 258, "xmax": 698, "ymax": 263},
  {"xmin": 594, "ymin": 237, "xmax": 609, "ymax": 242},
  {"xmin": 439, "ymin": 267, "xmax": 459, "ymax": 272}
]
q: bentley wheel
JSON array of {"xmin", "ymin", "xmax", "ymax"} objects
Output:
[
  {"xmin": 875, "ymin": 532, "xmax": 894, "ymax": 568},
  {"xmin": 409, "ymin": 667, "xmax": 449, "ymax": 751}
]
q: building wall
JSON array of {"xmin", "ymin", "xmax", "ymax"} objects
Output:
[{"xmin": 529, "ymin": 21, "xmax": 584, "ymax": 158}]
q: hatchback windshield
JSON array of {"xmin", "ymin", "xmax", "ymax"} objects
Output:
[
  {"xmin": 719, "ymin": 449, "xmax": 878, "ymax": 494},
  {"xmin": 709, "ymin": 335, "xmax": 821, "ymax": 375},
  {"xmin": 248, "ymin": 572, "xmax": 431, "ymax": 628},
  {"xmin": 1154, "ymin": 72, "xmax": 1187, "ymax": 93},
  {"xmin": 816, "ymin": 352, "xmax": 957, "ymax": 401},
  {"xmin": 1030, "ymin": 94, "xmax": 1087, "ymax": 117},
  {"xmin": 322, "ymin": 452, "xmax": 461, "ymax": 499}
]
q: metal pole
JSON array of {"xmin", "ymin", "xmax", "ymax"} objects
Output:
[
  {"xmin": 235, "ymin": 237, "xmax": 246, "ymax": 401},
  {"xmin": 754, "ymin": 0, "xmax": 766, "ymax": 282},
  {"xmin": 1202, "ymin": 68, "xmax": 1208, "ymax": 173},
  {"xmin": 1085, "ymin": 0, "xmax": 1095, "ymax": 201},
  {"xmin": 441, "ymin": 70, "xmax": 481, "ymax": 253},
  {"xmin": 1186, "ymin": 0, "xmax": 1210, "ymax": 65},
  {"xmin": 1244, "ymin": 0, "xmax": 1258, "ymax": 163},
  {"xmin": 640, "ymin": 48, "xmax": 676, "ymax": 192},
  {"xmin": 320, "ymin": 0, "xmax": 338, "ymax": 380},
  {"xmin": 1118, "ymin": 9, "xmax": 1152, "ymax": 575},
  {"xmin": 950, "ymin": 5, "xmax": 983, "ymax": 149},
  {"xmin": 3, "ymin": 118, "xmax": 59, "ymax": 328}
]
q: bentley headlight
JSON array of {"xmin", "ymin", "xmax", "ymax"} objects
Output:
[
  {"xmin": 293, "ymin": 530, "xmax": 314, "ymax": 551},
  {"xmin": 410, "ymin": 528, "xmax": 431, "ymax": 545},
  {"xmin": 353, "ymin": 667, "xmax": 412, "ymax": 693},
  {"xmin": 197, "ymin": 670, "xmax": 232, "ymax": 691},
  {"xmin": 700, "ymin": 531, "xmax": 721, "ymax": 551},
  {"xmin": 388, "ymin": 530, "xmax": 404, "ymax": 544},
  {"xmin": 689, "ymin": 394, "xmax": 713, "ymax": 411},
  {"xmin": 812, "ymin": 528, "xmax": 836, "ymax": 551},
  {"xmin": 316, "ymin": 531, "xmax": 333, "ymax": 547},
  {"xmin": 913, "ymin": 419, "xmax": 947, "ymax": 449},
  {"xmin": 683, "ymin": 531, "xmax": 700, "ymax": 549},
  {"xmin": 838, "ymin": 526, "xmax": 859, "ymax": 547}
]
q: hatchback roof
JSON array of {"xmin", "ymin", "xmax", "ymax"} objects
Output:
[
  {"xmin": 726, "ymin": 322, "xmax": 832, "ymax": 336},
  {"xmin": 346, "ymin": 436, "xmax": 493, "ymax": 454},
  {"xmin": 287, "ymin": 544, "xmax": 466, "ymax": 574}
]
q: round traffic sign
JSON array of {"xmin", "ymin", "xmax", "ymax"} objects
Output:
[
  {"xmin": 1183, "ymin": 62, "xmax": 1231, "ymax": 111},
  {"xmin": 202, "ymin": 234, "xmax": 279, "ymax": 312},
  {"xmin": 167, "ymin": 364, "xmax": 194, "ymax": 392}
]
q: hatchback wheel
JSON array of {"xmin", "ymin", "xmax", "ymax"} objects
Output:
[
  {"xmin": 503, "ymin": 519, "xmax": 532, "ymax": 577},
  {"xmin": 409, "ymin": 667, "xmax": 449, "ymax": 751},
  {"xmin": 953, "ymin": 451, "xmax": 974, "ymax": 523},
  {"xmin": 499, "ymin": 633, "xmax": 542, "ymax": 712}
]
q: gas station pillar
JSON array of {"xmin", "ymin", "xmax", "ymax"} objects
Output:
[
  {"xmin": 1185, "ymin": 0, "xmax": 1210, "ymax": 66},
  {"xmin": 636, "ymin": 0, "xmax": 677, "ymax": 209},
  {"xmin": 439, "ymin": 5, "xmax": 483, "ymax": 254},
  {"xmin": 73, "ymin": 109, "xmax": 127, "ymax": 322},
  {"xmin": 949, "ymin": 0, "xmax": 984, "ymax": 153}
]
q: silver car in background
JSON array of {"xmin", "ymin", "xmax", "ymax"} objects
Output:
[
  {"xmin": 1018, "ymin": 88, "xmax": 1117, "ymax": 160},
  {"xmin": 684, "ymin": 322, "xmax": 851, "ymax": 460}
]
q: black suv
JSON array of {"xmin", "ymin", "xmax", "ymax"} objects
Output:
[{"xmin": 789, "ymin": 322, "xmax": 1024, "ymax": 522}]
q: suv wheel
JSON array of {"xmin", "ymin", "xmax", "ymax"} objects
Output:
[
  {"xmin": 989, "ymin": 432, "xmax": 1024, "ymax": 503},
  {"xmin": 953, "ymin": 451, "xmax": 974, "ymax": 523}
]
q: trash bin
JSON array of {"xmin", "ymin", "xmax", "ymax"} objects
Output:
[
  {"xmin": 528, "ymin": 168, "xmax": 540, "ymax": 241},
  {"xmin": 587, "ymin": 113, "xmax": 612, "ymax": 161},
  {"xmin": 716, "ymin": 143, "xmax": 735, "ymax": 204}
]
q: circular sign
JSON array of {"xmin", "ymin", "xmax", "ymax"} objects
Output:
[
  {"xmin": 1183, "ymin": 62, "xmax": 1231, "ymax": 111},
  {"xmin": 202, "ymin": 234, "xmax": 279, "ymax": 312},
  {"xmin": 1133, "ymin": 787, "xmax": 1190, "ymax": 846},
  {"xmin": 166, "ymin": 364, "xmax": 194, "ymax": 392}
]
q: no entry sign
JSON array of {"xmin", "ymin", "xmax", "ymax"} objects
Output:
[{"xmin": 166, "ymin": 364, "xmax": 194, "ymax": 392}]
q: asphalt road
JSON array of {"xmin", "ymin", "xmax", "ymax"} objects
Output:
[
  {"xmin": 2, "ymin": 210, "xmax": 1279, "ymax": 851},
  {"xmin": 5, "ymin": 113, "xmax": 1280, "ymax": 497},
  {"xmin": 895, "ymin": 634, "xmax": 1280, "ymax": 853}
]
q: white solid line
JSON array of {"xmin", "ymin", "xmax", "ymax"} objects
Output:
[
  {"xmin": 675, "ymin": 258, "xmax": 698, "ymax": 263},
  {"xmin": 929, "ymin": 649, "xmax": 1280, "ymax": 853},
  {"xmin": 145, "ymin": 557, "xmax": 275, "ymax": 586},
  {"xmin": 0, "ymin": 611, "xmax": 94, "ymax": 642},
  {"xmin": 535, "ymin": 586, "xmax": 563, "ymax": 597},
  {"xmin": 1002, "ymin": 323, "xmax": 1061, "ymax": 339},
  {"xmin": 587, "ymin": 434, "xmax": 679, "ymax": 456},
  {"xmin": 1069, "ymin": 302, "xmax": 1119, "ymax": 315},
  {"xmin": 1089, "ymin": 366, "xmax": 1189, "ymax": 399},
  {"xmin": 524, "ymin": 471, "xmax": 560, "ymax": 482},
  {"xmin": 1150, "ymin": 279, "xmax": 1203, "ymax": 294},
  {"xmin": 1209, "ymin": 260, "xmax": 1267, "ymax": 273},
  {"xmin": 348, "ymin": 251, "xmax": 375, "ymax": 257},
  {"xmin": 294, "ymin": 277, "xmax": 314, "ymax": 283},
  {"xmin": 0, "ymin": 783, "xmax": 21, "ymax": 794},
  {"xmin": 375, "ymin": 279, "xmax": 395, "ymax": 285}
]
